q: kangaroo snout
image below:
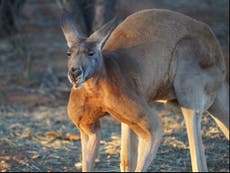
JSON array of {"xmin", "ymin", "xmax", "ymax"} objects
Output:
[
  {"xmin": 70, "ymin": 67, "xmax": 82, "ymax": 78},
  {"xmin": 68, "ymin": 66, "xmax": 84, "ymax": 86}
]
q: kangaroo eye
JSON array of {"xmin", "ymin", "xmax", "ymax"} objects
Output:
[{"xmin": 88, "ymin": 51, "xmax": 94, "ymax": 56}]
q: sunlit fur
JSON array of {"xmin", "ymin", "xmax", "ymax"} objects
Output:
[{"xmin": 62, "ymin": 9, "xmax": 229, "ymax": 172}]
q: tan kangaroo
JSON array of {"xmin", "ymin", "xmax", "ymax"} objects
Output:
[{"xmin": 61, "ymin": 9, "xmax": 229, "ymax": 172}]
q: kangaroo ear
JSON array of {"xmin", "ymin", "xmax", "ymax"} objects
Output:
[
  {"xmin": 88, "ymin": 18, "xmax": 118, "ymax": 50},
  {"xmin": 96, "ymin": 32, "xmax": 112, "ymax": 51},
  {"xmin": 61, "ymin": 10, "xmax": 81, "ymax": 47}
]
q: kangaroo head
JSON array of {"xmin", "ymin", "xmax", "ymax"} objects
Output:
[{"xmin": 61, "ymin": 11, "xmax": 115, "ymax": 89}]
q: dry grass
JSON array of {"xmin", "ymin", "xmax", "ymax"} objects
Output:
[{"xmin": 0, "ymin": 103, "xmax": 229, "ymax": 172}]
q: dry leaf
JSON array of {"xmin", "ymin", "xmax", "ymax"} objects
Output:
[
  {"xmin": 31, "ymin": 153, "xmax": 40, "ymax": 159},
  {"xmin": 45, "ymin": 131, "xmax": 62, "ymax": 139},
  {"xmin": 64, "ymin": 133, "xmax": 80, "ymax": 141},
  {"xmin": 0, "ymin": 160, "xmax": 10, "ymax": 170},
  {"xmin": 21, "ymin": 128, "xmax": 31, "ymax": 138}
]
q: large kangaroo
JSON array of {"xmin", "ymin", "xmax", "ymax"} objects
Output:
[{"xmin": 61, "ymin": 9, "xmax": 229, "ymax": 172}]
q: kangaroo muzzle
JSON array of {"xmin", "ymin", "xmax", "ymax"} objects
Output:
[{"xmin": 68, "ymin": 66, "xmax": 85, "ymax": 89}]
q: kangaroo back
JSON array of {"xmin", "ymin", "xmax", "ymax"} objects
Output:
[
  {"xmin": 103, "ymin": 9, "xmax": 226, "ymax": 99},
  {"xmin": 103, "ymin": 9, "xmax": 225, "ymax": 73}
]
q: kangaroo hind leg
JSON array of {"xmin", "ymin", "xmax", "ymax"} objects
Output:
[
  {"xmin": 208, "ymin": 81, "xmax": 229, "ymax": 140},
  {"xmin": 173, "ymin": 37, "xmax": 220, "ymax": 172},
  {"xmin": 174, "ymin": 71, "xmax": 210, "ymax": 172}
]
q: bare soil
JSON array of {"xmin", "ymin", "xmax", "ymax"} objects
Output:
[{"xmin": 0, "ymin": 100, "xmax": 229, "ymax": 172}]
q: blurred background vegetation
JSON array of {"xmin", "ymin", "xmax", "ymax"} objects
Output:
[
  {"xmin": 0, "ymin": 0, "xmax": 228, "ymax": 107},
  {"xmin": 0, "ymin": 0, "xmax": 228, "ymax": 113}
]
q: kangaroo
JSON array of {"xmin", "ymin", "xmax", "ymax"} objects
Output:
[{"xmin": 61, "ymin": 9, "xmax": 229, "ymax": 172}]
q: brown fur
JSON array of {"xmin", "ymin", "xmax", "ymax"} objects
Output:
[{"xmin": 62, "ymin": 9, "xmax": 229, "ymax": 172}]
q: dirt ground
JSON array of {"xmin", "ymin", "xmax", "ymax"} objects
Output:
[
  {"xmin": 0, "ymin": 95, "xmax": 229, "ymax": 172},
  {"xmin": 0, "ymin": 1, "xmax": 229, "ymax": 172}
]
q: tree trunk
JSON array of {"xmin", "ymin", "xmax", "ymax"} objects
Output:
[
  {"xmin": 92, "ymin": 0, "xmax": 116, "ymax": 32},
  {"xmin": 0, "ymin": 0, "xmax": 25, "ymax": 38}
]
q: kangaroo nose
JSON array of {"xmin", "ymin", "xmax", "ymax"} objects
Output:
[{"xmin": 70, "ymin": 67, "xmax": 82, "ymax": 79}]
